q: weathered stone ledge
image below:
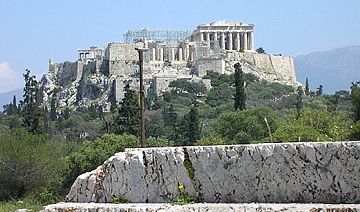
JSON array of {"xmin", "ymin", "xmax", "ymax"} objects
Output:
[
  {"xmin": 42, "ymin": 202, "xmax": 360, "ymax": 212},
  {"xmin": 66, "ymin": 141, "xmax": 360, "ymax": 203}
]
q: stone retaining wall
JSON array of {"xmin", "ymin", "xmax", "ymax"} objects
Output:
[{"xmin": 66, "ymin": 142, "xmax": 360, "ymax": 203}]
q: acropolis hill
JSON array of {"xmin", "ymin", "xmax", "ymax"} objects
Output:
[{"xmin": 40, "ymin": 20, "xmax": 298, "ymax": 110}]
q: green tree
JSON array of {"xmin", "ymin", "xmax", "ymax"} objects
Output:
[
  {"xmin": 50, "ymin": 97, "xmax": 57, "ymax": 121},
  {"xmin": 177, "ymin": 106, "xmax": 201, "ymax": 146},
  {"xmin": 114, "ymin": 84, "xmax": 140, "ymax": 135},
  {"xmin": 296, "ymin": 86, "xmax": 303, "ymax": 119},
  {"xmin": 305, "ymin": 77, "xmax": 310, "ymax": 95},
  {"xmin": 210, "ymin": 108, "xmax": 279, "ymax": 144},
  {"xmin": 206, "ymin": 83, "xmax": 234, "ymax": 107},
  {"xmin": 234, "ymin": 63, "xmax": 246, "ymax": 111},
  {"xmin": 11, "ymin": 95, "xmax": 18, "ymax": 115},
  {"xmin": 169, "ymin": 79, "xmax": 206, "ymax": 96},
  {"xmin": 316, "ymin": 84, "xmax": 323, "ymax": 96},
  {"xmin": 255, "ymin": 47, "xmax": 265, "ymax": 54},
  {"xmin": 350, "ymin": 81, "xmax": 360, "ymax": 139},
  {"xmin": 162, "ymin": 104, "xmax": 178, "ymax": 128},
  {"xmin": 21, "ymin": 69, "xmax": 42, "ymax": 133},
  {"xmin": 350, "ymin": 81, "xmax": 360, "ymax": 121}
]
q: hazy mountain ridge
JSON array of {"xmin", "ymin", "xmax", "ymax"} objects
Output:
[{"xmin": 294, "ymin": 45, "xmax": 360, "ymax": 93}]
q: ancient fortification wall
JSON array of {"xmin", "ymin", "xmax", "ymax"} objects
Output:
[{"xmin": 66, "ymin": 141, "xmax": 360, "ymax": 204}]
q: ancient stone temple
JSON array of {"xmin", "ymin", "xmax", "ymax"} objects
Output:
[{"xmin": 191, "ymin": 20, "xmax": 255, "ymax": 51}]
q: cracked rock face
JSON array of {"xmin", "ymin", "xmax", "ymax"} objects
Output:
[{"xmin": 66, "ymin": 142, "xmax": 360, "ymax": 203}]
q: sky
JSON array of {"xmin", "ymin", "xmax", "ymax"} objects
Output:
[{"xmin": 0, "ymin": 0, "xmax": 359, "ymax": 93}]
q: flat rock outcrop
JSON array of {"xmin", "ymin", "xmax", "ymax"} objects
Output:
[
  {"xmin": 66, "ymin": 142, "xmax": 360, "ymax": 203},
  {"xmin": 42, "ymin": 203, "xmax": 360, "ymax": 212}
]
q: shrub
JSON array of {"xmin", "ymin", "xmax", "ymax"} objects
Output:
[
  {"xmin": 0, "ymin": 128, "xmax": 63, "ymax": 200},
  {"xmin": 62, "ymin": 134, "xmax": 138, "ymax": 189}
]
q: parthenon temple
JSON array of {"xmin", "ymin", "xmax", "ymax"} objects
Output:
[
  {"xmin": 122, "ymin": 20, "xmax": 255, "ymax": 63},
  {"xmin": 192, "ymin": 20, "xmax": 254, "ymax": 51}
]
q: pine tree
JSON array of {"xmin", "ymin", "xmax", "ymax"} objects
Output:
[
  {"xmin": 316, "ymin": 85, "xmax": 323, "ymax": 96},
  {"xmin": 162, "ymin": 104, "xmax": 178, "ymax": 128},
  {"xmin": 305, "ymin": 77, "xmax": 310, "ymax": 95},
  {"xmin": 234, "ymin": 63, "xmax": 246, "ymax": 111},
  {"xmin": 21, "ymin": 69, "xmax": 42, "ymax": 133},
  {"xmin": 114, "ymin": 84, "xmax": 140, "ymax": 135}
]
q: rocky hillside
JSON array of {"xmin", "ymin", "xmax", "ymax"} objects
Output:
[{"xmin": 294, "ymin": 45, "xmax": 360, "ymax": 93}]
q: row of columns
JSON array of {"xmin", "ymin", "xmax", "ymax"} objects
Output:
[
  {"xmin": 79, "ymin": 52, "xmax": 90, "ymax": 60},
  {"xmin": 199, "ymin": 31, "xmax": 254, "ymax": 51},
  {"xmin": 150, "ymin": 47, "xmax": 193, "ymax": 62}
]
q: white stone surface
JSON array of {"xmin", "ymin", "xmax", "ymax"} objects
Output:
[
  {"xmin": 42, "ymin": 202, "xmax": 360, "ymax": 212},
  {"xmin": 66, "ymin": 142, "xmax": 360, "ymax": 204}
]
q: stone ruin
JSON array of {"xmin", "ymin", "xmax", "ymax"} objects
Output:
[{"xmin": 40, "ymin": 20, "xmax": 298, "ymax": 111}]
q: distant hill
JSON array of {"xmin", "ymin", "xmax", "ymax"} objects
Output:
[
  {"xmin": 294, "ymin": 45, "xmax": 360, "ymax": 93},
  {"xmin": 0, "ymin": 89, "xmax": 23, "ymax": 111}
]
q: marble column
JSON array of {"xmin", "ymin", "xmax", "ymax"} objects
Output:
[
  {"xmin": 206, "ymin": 32, "xmax": 210, "ymax": 41},
  {"xmin": 214, "ymin": 32, "xmax": 218, "ymax": 41},
  {"xmin": 200, "ymin": 33, "xmax": 204, "ymax": 42},
  {"xmin": 236, "ymin": 32, "xmax": 240, "ymax": 50},
  {"xmin": 221, "ymin": 32, "xmax": 225, "ymax": 50},
  {"xmin": 249, "ymin": 31, "xmax": 254, "ymax": 50},
  {"xmin": 171, "ymin": 48, "xmax": 175, "ymax": 61},
  {"xmin": 151, "ymin": 48, "xmax": 156, "ymax": 61},
  {"xmin": 228, "ymin": 32, "xmax": 233, "ymax": 50},
  {"xmin": 185, "ymin": 46, "xmax": 190, "ymax": 61},
  {"xmin": 159, "ymin": 48, "xmax": 164, "ymax": 61},
  {"xmin": 178, "ymin": 48, "xmax": 183, "ymax": 61},
  {"xmin": 155, "ymin": 48, "xmax": 159, "ymax": 60},
  {"xmin": 243, "ymin": 32, "xmax": 248, "ymax": 51}
]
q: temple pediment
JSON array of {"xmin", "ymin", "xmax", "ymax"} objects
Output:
[{"xmin": 209, "ymin": 20, "xmax": 243, "ymax": 26}]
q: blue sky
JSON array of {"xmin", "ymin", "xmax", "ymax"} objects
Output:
[{"xmin": 0, "ymin": 0, "xmax": 359, "ymax": 92}]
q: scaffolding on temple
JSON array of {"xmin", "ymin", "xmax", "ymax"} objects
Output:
[{"xmin": 123, "ymin": 29, "xmax": 191, "ymax": 43}]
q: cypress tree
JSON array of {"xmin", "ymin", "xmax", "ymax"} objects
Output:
[
  {"xmin": 305, "ymin": 77, "xmax": 310, "ymax": 95},
  {"xmin": 12, "ymin": 95, "xmax": 18, "ymax": 114},
  {"xmin": 21, "ymin": 69, "xmax": 42, "ymax": 133},
  {"xmin": 296, "ymin": 86, "xmax": 303, "ymax": 120},
  {"xmin": 234, "ymin": 63, "xmax": 246, "ymax": 111}
]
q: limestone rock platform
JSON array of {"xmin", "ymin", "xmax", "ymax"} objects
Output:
[
  {"xmin": 42, "ymin": 202, "xmax": 360, "ymax": 212},
  {"xmin": 66, "ymin": 142, "xmax": 360, "ymax": 204}
]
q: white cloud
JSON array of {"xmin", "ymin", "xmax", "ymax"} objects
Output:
[{"xmin": 0, "ymin": 62, "xmax": 23, "ymax": 93}]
